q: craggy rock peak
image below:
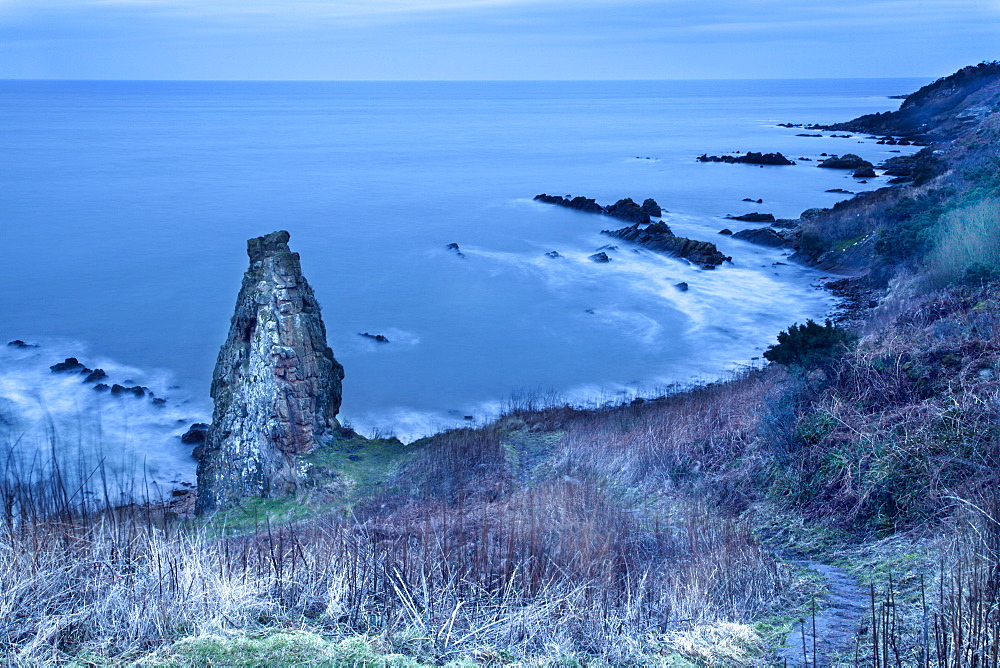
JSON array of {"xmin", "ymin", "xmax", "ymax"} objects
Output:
[
  {"xmin": 196, "ymin": 230, "xmax": 345, "ymax": 514},
  {"xmin": 533, "ymin": 193, "xmax": 660, "ymax": 225}
]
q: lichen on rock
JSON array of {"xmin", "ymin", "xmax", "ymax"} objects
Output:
[{"xmin": 195, "ymin": 230, "xmax": 345, "ymax": 514}]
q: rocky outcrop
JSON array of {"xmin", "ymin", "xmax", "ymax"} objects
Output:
[
  {"xmin": 602, "ymin": 222, "xmax": 730, "ymax": 268},
  {"xmin": 534, "ymin": 194, "xmax": 655, "ymax": 224},
  {"xmin": 813, "ymin": 61, "xmax": 1000, "ymax": 140},
  {"xmin": 589, "ymin": 251, "xmax": 612, "ymax": 263},
  {"xmin": 732, "ymin": 227, "xmax": 787, "ymax": 247},
  {"xmin": 534, "ymin": 194, "xmax": 604, "ymax": 214},
  {"xmin": 641, "ymin": 198, "xmax": 662, "ymax": 217},
  {"xmin": 50, "ymin": 358, "xmax": 87, "ymax": 373},
  {"xmin": 727, "ymin": 212, "xmax": 775, "ymax": 223},
  {"xmin": 817, "ymin": 154, "xmax": 870, "ymax": 170},
  {"xmin": 196, "ymin": 231, "xmax": 345, "ymax": 514},
  {"xmin": 696, "ymin": 152, "xmax": 795, "ymax": 166}
]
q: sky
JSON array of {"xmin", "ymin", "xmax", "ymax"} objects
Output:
[{"xmin": 0, "ymin": 0, "xmax": 998, "ymax": 80}]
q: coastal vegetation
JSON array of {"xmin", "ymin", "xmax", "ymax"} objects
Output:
[{"xmin": 4, "ymin": 62, "xmax": 1000, "ymax": 665}]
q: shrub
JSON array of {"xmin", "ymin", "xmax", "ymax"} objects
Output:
[{"xmin": 763, "ymin": 320, "xmax": 857, "ymax": 369}]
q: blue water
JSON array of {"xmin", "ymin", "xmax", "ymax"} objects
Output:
[{"xmin": 0, "ymin": 79, "xmax": 925, "ymax": 471}]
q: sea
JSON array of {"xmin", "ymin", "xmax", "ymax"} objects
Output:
[{"xmin": 0, "ymin": 78, "xmax": 926, "ymax": 495}]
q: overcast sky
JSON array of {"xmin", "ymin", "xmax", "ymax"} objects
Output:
[{"xmin": 1, "ymin": 0, "xmax": 998, "ymax": 80}]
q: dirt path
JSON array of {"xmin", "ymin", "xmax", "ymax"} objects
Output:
[{"xmin": 778, "ymin": 560, "xmax": 868, "ymax": 666}]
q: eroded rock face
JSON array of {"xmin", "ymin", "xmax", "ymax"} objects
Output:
[{"xmin": 195, "ymin": 230, "xmax": 344, "ymax": 514}]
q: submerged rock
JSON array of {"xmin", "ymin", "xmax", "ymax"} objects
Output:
[
  {"xmin": 360, "ymin": 332, "xmax": 390, "ymax": 343},
  {"xmin": 7, "ymin": 340, "xmax": 37, "ymax": 348},
  {"xmin": 195, "ymin": 230, "xmax": 345, "ymax": 514}
]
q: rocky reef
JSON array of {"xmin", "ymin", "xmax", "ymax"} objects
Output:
[
  {"xmin": 533, "ymin": 194, "xmax": 660, "ymax": 225},
  {"xmin": 696, "ymin": 152, "xmax": 795, "ymax": 166},
  {"xmin": 602, "ymin": 222, "xmax": 730, "ymax": 268},
  {"xmin": 195, "ymin": 230, "xmax": 345, "ymax": 514}
]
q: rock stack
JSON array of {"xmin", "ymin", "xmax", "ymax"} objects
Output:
[{"xmin": 195, "ymin": 231, "xmax": 345, "ymax": 514}]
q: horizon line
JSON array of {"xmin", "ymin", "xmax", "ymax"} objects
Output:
[{"xmin": 0, "ymin": 75, "xmax": 934, "ymax": 83}]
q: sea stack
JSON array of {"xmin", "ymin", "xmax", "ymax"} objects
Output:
[{"xmin": 195, "ymin": 230, "xmax": 345, "ymax": 514}]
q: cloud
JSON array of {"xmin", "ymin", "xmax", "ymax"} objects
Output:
[{"xmin": 0, "ymin": 0, "xmax": 997, "ymax": 79}]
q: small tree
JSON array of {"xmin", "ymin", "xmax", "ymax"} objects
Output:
[{"xmin": 763, "ymin": 319, "xmax": 857, "ymax": 369}]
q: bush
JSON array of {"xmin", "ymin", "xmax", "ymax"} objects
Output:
[{"xmin": 763, "ymin": 320, "xmax": 857, "ymax": 369}]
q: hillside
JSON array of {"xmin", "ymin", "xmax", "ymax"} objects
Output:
[{"xmin": 4, "ymin": 64, "xmax": 1000, "ymax": 666}]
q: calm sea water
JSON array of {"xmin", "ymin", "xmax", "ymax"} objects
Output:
[{"xmin": 0, "ymin": 79, "xmax": 925, "ymax": 490}]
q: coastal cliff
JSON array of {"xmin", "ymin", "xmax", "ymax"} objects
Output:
[{"xmin": 195, "ymin": 230, "xmax": 345, "ymax": 514}]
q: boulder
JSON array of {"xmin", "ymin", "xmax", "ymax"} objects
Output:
[
  {"xmin": 589, "ymin": 252, "xmax": 612, "ymax": 263},
  {"xmin": 719, "ymin": 228, "xmax": 733, "ymax": 235},
  {"xmin": 853, "ymin": 164, "xmax": 877, "ymax": 178},
  {"xmin": 50, "ymin": 358, "xmax": 86, "ymax": 373},
  {"xmin": 640, "ymin": 198, "xmax": 662, "ymax": 217},
  {"xmin": 181, "ymin": 423, "xmax": 210, "ymax": 445},
  {"xmin": 110, "ymin": 384, "xmax": 145, "ymax": 398},
  {"xmin": 818, "ymin": 153, "xmax": 869, "ymax": 169},
  {"xmin": 727, "ymin": 212, "xmax": 775, "ymax": 223},
  {"xmin": 605, "ymin": 198, "xmax": 650, "ymax": 224},
  {"xmin": 732, "ymin": 227, "xmax": 787, "ymax": 247},
  {"xmin": 83, "ymin": 369, "xmax": 107, "ymax": 383},
  {"xmin": 800, "ymin": 207, "xmax": 830, "ymax": 220},
  {"xmin": 674, "ymin": 282, "xmax": 689, "ymax": 292},
  {"xmin": 195, "ymin": 231, "xmax": 345, "ymax": 514}
]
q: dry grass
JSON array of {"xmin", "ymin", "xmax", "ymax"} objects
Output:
[
  {"xmin": 0, "ymin": 421, "xmax": 794, "ymax": 665},
  {"xmin": 924, "ymin": 197, "xmax": 1000, "ymax": 287}
]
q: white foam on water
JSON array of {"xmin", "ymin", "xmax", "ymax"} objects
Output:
[{"xmin": 0, "ymin": 339, "xmax": 205, "ymax": 504}]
